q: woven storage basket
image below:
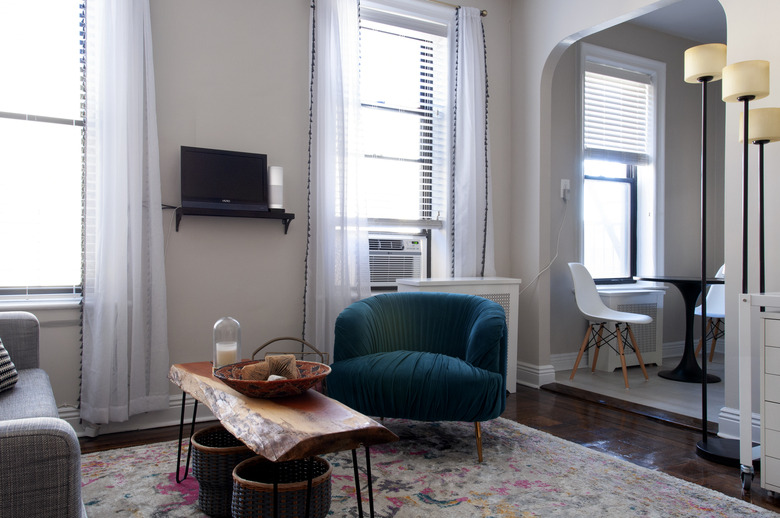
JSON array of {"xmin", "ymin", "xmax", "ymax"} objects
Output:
[
  {"xmin": 191, "ymin": 425, "xmax": 255, "ymax": 518},
  {"xmin": 231, "ymin": 456, "xmax": 332, "ymax": 518}
]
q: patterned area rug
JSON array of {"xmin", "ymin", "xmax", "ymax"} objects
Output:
[{"xmin": 81, "ymin": 417, "xmax": 776, "ymax": 517}]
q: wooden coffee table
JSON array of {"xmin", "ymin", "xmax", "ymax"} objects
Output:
[{"xmin": 169, "ymin": 362, "xmax": 398, "ymax": 517}]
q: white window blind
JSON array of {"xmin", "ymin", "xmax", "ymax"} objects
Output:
[
  {"xmin": 0, "ymin": 0, "xmax": 84, "ymax": 297},
  {"xmin": 583, "ymin": 64, "xmax": 652, "ymax": 166},
  {"xmin": 359, "ymin": 7, "xmax": 448, "ymax": 228}
]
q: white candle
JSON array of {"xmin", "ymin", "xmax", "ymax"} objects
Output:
[{"xmin": 215, "ymin": 341, "xmax": 238, "ymax": 368}]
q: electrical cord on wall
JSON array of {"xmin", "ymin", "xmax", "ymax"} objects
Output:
[{"xmin": 518, "ymin": 197, "xmax": 568, "ymax": 296}]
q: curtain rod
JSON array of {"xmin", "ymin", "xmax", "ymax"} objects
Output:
[{"xmin": 425, "ymin": 0, "xmax": 487, "ymax": 17}]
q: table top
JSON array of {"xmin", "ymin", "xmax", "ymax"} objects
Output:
[
  {"xmin": 169, "ymin": 362, "xmax": 398, "ymax": 462},
  {"xmin": 635, "ymin": 275, "xmax": 724, "ymax": 284}
]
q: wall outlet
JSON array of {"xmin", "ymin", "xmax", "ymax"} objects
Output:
[{"xmin": 560, "ymin": 179, "xmax": 570, "ymax": 200}]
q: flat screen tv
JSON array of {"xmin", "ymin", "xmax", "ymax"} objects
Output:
[{"xmin": 180, "ymin": 146, "xmax": 268, "ymax": 217}]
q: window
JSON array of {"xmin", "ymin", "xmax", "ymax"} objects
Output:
[
  {"xmin": 580, "ymin": 44, "xmax": 664, "ymax": 282},
  {"xmin": 359, "ymin": 4, "xmax": 449, "ymax": 234},
  {"xmin": 0, "ymin": 1, "xmax": 84, "ymax": 298}
]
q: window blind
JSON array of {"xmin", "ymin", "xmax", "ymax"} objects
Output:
[
  {"xmin": 583, "ymin": 65, "xmax": 652, "ymax": 166},
  {"xmin": 0, "ymin": 0, "xmax": 85, "ymax": 298},
  {"xmin": 359, "ymin": 8, "xmax": 448, "ymax": 228}
]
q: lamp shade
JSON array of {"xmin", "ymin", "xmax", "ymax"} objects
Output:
[
  {"xmin": 722, "ymin": 60, "xmax": 770, "ymax": 102},
  {"xmin": 684, "ymin": 43, "xmax": 726, "ymax": 83},
  {"xmin": 739, "ymin": 107, "xmax": 780, "ymax": 143}
]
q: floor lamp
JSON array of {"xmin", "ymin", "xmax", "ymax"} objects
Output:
[
  {"xmin": 702, "ymin": 60, "xmax": 770, "ymax": 467},
  {"xmin": 740, "ymin": 107, "xmax": 780, "ymax": 295},
  {"xmin": 684, "ymin": 43, "xmax": 736, "ymax": 465}
]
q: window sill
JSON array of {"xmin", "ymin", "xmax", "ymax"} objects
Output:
[{"xmin": 0, "ymin": 296, "xmax": 82, "ymax": 311}]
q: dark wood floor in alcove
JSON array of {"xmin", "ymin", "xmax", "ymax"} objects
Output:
[{"xmin": 79, "ymin": 384, "xmax": 780, "ymax": 514}]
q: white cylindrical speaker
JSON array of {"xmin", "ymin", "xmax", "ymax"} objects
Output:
[{"xmin": 268, "ymin": 166, "xmax": 284, "ymax": 209}]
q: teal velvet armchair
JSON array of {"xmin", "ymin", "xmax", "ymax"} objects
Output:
[{"xmin": 328, "ymin": 292, "xmax": 507, "ymax": 462}]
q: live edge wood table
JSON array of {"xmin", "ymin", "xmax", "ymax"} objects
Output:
[{"xmin": 169, "ymin": 362, "xmax": 398, "ymax": 518}]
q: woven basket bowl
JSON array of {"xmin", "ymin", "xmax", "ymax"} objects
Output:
[
  {"xmin": 231, "ymin": 456, "xmax": 332, "ymax": 518},
  {"xmin": 191, "ymin": 425, "xmax": 255, "ymax": 518},
  {"xmin": 214, "ymin": 360, "xmax": 331, "ymax": 398}
]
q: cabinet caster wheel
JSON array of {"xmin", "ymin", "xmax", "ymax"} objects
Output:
[{"xmin": 740, "ymin": 467, "xmax": 754, "ymax": 491}]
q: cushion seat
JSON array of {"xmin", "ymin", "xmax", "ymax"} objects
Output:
[
  {"xmin": 329, "ymin": 350, "xmax": 505, "ymax": 422},
  {"xmin": 0, "ymin": 368, "xmax": 59, "ymax": 421}
]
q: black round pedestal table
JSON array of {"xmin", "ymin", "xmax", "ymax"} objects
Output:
[{"xmin": 635, "ymin": 276, "xmax": 723, "ymax": 384}]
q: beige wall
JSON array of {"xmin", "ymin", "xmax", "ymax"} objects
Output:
[
  {"xmin": 547, "ymin": 21, "xmax": 726, "ymax": 358},
  {"xmin": 151, "ymin": 0, "xmax": 514, "ymax": 380}
]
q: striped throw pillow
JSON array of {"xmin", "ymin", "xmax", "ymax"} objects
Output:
[{"xmin": 0, "ymin": 338, "xmax": 19, "ymax": 393}]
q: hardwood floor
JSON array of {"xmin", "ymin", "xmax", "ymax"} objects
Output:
[{"xmin": 79, "ymin": 384, "xmax": 780, "ymax": 514}]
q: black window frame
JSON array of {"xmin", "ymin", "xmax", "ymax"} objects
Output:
[{"xmin": 584, "ymin": 163, "xmax": 638, "ymax": 284}]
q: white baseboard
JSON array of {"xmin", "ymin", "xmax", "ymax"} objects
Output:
[
  {"xmin": 550, "ymin": 341, "xmax": 686, "ymax": 373},
  {"xmin": 60, "ymin": 395, "xmax": 217, "ymax": 438},
  {"xmin": 516, "ymin": 361, "xmax": 556, "ymax": 389},
  {"xmin": 717, "ymin": 405, "xmax": 760, "ymax": 443}
]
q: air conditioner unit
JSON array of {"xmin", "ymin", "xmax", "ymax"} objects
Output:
[{"xmin": 369, "ymin": 233, "xmax": 427, "ymax": 289}]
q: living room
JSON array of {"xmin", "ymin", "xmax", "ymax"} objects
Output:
[{"xmin": 3, "ymin": 0, "xmax": 780, "ymax": 515}]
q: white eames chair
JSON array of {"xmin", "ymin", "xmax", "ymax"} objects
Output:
[
  {"xmin": 694, "ymin": 264, "xmax": 725, "ymax": 363},
  {"xmin": 568, "ymin": 263, "xmax": 651, "ymax": 389}
]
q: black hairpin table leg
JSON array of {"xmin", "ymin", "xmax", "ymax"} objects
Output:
[
  {"xmin": 175, "ymin": 392, "xmax": 198, "ymax": 483},
  {"xmin": 352, "ymin": 445, "xmax": 376, "ymax": 518},
  {"xmin": 352, "ymin": 449, "xmax": 364, "ymax": 517},
  {"xmin": 365, "ymin": 445, "xmax": 374, "ymax": 517}
]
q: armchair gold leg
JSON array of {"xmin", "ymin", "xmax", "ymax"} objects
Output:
[{"xmin": 475, "ymin": 422, "xmax": 483, "ymax": 463}]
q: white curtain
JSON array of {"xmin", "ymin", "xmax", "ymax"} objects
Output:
[
  {"xmin": 81, "ymin": 0, "xmax": 169, "ymax": 424},
  {"xmin": 306, "ymin": 0, "xmax": 370, "ymax": 358},
  {"xmin": 450, "ymin": 7, "xmax": 496, "ymax": 278}
]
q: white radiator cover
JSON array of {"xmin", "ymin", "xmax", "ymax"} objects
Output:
[
  {"xmin": 591, "ymin": 286, "xmax": 666, "ymax": 372},
  {"xmin": 396, "ymin": 277, "xmax": 521, "ymax": 393}
]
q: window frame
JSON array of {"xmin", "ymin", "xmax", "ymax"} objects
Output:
[
  {"xmin": 582, "ymin": 164, "xmax": 638, "ymax": 282},
  {"xmin": 359, "ymin": 1, "xmax": 450, "ymax": 234},
  {"xmin": 0, "ymin": 0, "xmax": 85, "ymax": 303},
  {"xmin": 577, "ymin": 43, "xmax": 666, "ymax": 283}
]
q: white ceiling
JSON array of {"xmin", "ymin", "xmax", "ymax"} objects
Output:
[{"xmin": 630, "ymin": 0, "xmax": 727, "ymax": 44}]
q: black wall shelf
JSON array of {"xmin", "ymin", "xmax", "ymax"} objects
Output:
[{"xmin": 175, "ymin": 207, "xmax": 295, "ymax": 234}]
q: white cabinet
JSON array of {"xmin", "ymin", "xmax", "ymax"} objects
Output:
[
  {"xmin": 761, "ymin": 314, "xmax": 780, "ymax": 492},
  {"xmin": 396, "ymin": 277, "xmax": 520, "ymax": 393},
  {"xmin": 592, "ymin": 286, "xmax": 666, "ymax": 372}
]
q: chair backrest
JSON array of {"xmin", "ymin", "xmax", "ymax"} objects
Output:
[
  {"xmin": 568, "ymin": 262, "xmax": 611, "ymax": 321},
  {"xmin": 704, "ymin": 263, "xmax": 726, "ymax": 316},
  {"xmin": 334, "ymin": 292, "xmax": 506, "ymax": 364}
]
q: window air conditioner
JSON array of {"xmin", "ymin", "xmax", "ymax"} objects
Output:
[{"xmin": 368, "ymin": 233, "xmax": 427, "ymax": 289}]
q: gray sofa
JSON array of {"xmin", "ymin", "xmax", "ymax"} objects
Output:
[{"xmin": 0, "ymin": 312, "xmax": 86, "ymax": 518}]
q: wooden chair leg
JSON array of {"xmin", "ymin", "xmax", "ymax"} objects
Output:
[
  {"xmin": 626, "ymin": 324, "xmax": 649, "ymax": 381},
  {"xmin": 475, "ymin": 422, "xmax": 483, "ymax": 463},
  {"xmin": 570, "ymin": 324, "xmax": 593, "ymax": 380},
  {"xmin": 615, "ymin": 323, "xmax": 630, "ymax": 389},
  {"xmin": 591, "ymin": 324, "xmax": 605, "ymax": 373}
]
